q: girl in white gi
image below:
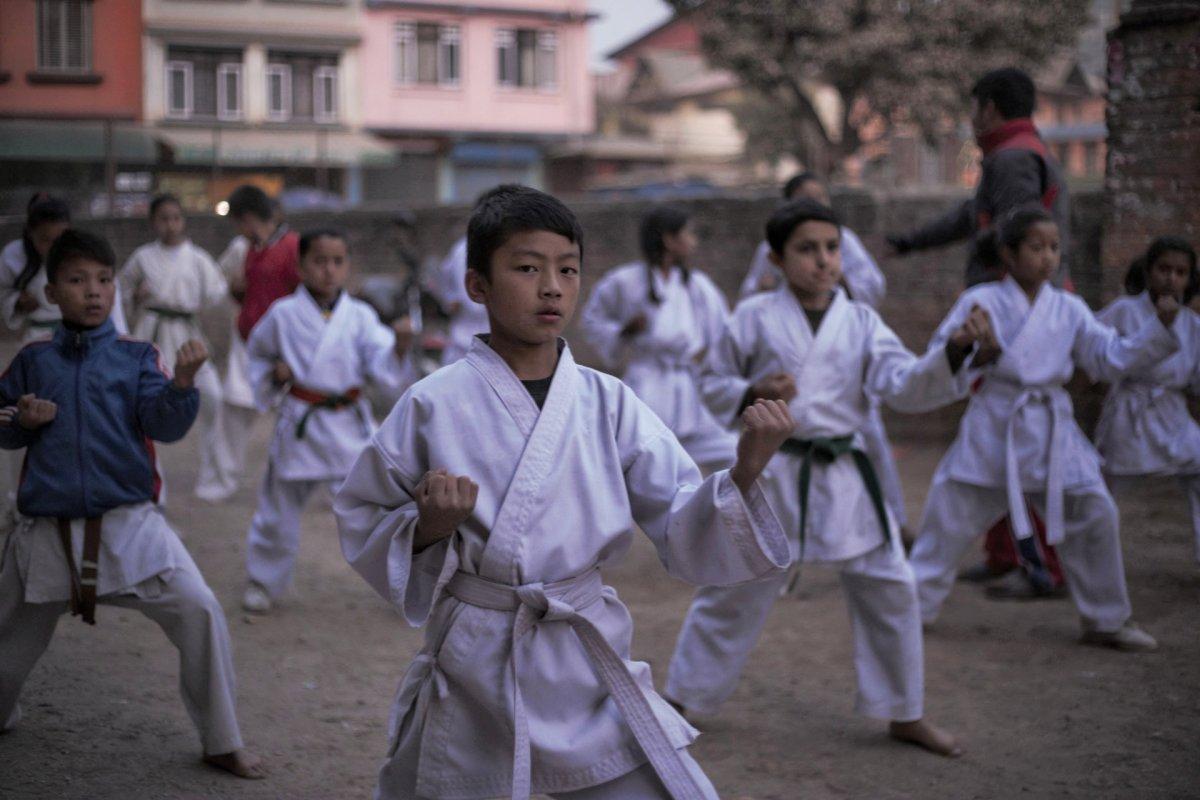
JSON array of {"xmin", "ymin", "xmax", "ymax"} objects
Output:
[
  {"xmin": 435, "ymin": 234, "xmax": 490, "ymax": 365},
  {"xmin": 909, "ymin": 207, "xmax": 1182, "ymax": 651},
  {"xmin": 667, "ymin": 199, "xmax": 971, "ymax": 758},
  {"xmin": 334, "ymin": 185, "xmax": 797, "ymax": 800},
  {"xmin": 739, "ymin": 174, "xmax": 908, "ymax": 539},
  {"xmin": 580, "ymin": 205, "xmax": 737, "ymax": 471},
  {"xmin": 241, "ymin": 229, "xmax": 416, "ymax": 613},
  {"xmin": 1095, "ymin": 237, "xmax": 1200, "ymax": 563},
  {"xmin": 122, "ymin": 194, "xmax": 237, "ymax": 502}
]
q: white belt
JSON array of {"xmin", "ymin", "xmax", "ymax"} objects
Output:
[
  {"xmin": 1001, "ymin": 385, "xmax": 1070, "ymax": 545},
  {"xmin": 442, "ymin": 568, "xmax": 705, "ymax": 800}
]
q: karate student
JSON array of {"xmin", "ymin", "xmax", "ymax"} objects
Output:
[
  {"xmin": 0, "ymin": 229, "xmax": 262, "ymax": 779},
  {"xmin": 1095, "ymin": 237, "xmax": 1200, "ymax": 563},
  {"xmin": 739, "ymin": 174, "xmax": 907, "ymax": 539},
  {"xmin": 909, "ymin": 207, "xmax": 1181, "ymax": 651},
  {"xmin": 667, "ymin": 199, "xmax": 970, "ymax": 758},
  {"xmin": 580, "ymin": 204, "xmax": 737, "ymax": 471},
  {"xmin": 241, "ymin": 228, "xmax": 417, "ymax": 613},
  {"xmin": 334, "ymin": 185, "xmax": 796, "ymax": 800},
  {"xmin": 435, "ymin": 232, "xmax": 489, "ymax": 365},
  {"xmin": 122, "ymin": 193, "xmax": 236, "ymax": 501},
  {"xmin": 215, "ymin": 233, "xmax": 255, "ymax": 491}
]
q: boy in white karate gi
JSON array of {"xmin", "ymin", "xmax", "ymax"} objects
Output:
[
  {"xmin": 580, "ymin": 205, "xmax": 737, "ymax": 471},
  {"xmin": 909, "ymin": 207, "xmax": 1181, "ymax": 651},
  {"xmin": 739, "ymin": 173, "xmax": 907, "ymax": 539},
  {"xmin": 334, "ymin": 185, "xmax": 797, "ymax": 800},
  {"xmin": 667, "ymin": 199, "xmax": 973, "ymax": 757},
  {"xmin": 1095, "ymin": 236, "xmax": 1200, "ymax": 563},
  {"xmin": 241, "ymin": 229, "xmax": 416, "ymax": 613},
  {"xmin": 122, "ymin": 193, "xmax": 237, "ymax": 502},
  {"xmin": 0, "ymin": 229, "xmax": 262, "ymax": 779}
]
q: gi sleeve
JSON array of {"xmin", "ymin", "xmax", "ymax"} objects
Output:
[
  {"xmin": 0, "ymin": 242, "xmax": 30, "ymax": 331},
  {"xmin": 617, "ymin": 384, "xmax": 788, "ymax": 587},
  {"xmin": 578, "ymin": 270, "xmax": 635, "ymax": 371},
  {"xmin": 245, "ymin": 309, "xmax": 284, "ymax": 412},
  {"xmin": 136, "ymin": 344, "xmax": 199, "ymax": 442},
  {"xmin": 197, "ymin": 247, "xmax": 231, "ymax": 308},
  {"xmin": 865, "ymin": 310, "xmax": 969, "ymax": 412},
  {"xmin": 840, "ymin": 228, "xmax": 887, "ymax": 310},
  {"xmin": 697, "ymin": 312, "xmax": 753, "ymax": 427},
  {"xmin": 361, "ymin": 308, "xmax": 419, "ymax": 400},
  {"xmin": 334, "ymin": 393, "xmax": 457, "ymax": 627},
  {"xmin": 738, "ymin": 241, "xmax": 781, "ymax": 299},
  {"xmin": 1073, "ymin": 299, "xmax": 1179, "ymax": 383}
]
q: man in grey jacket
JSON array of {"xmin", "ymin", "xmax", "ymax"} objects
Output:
[{"xmin": 888, "ymin": 67, "xmax": 1071, "ymax": 288}]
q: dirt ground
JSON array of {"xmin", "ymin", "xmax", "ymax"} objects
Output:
[{"xmin": 2, "ymin": 417, "xmax": 1199, "ymax": 800}]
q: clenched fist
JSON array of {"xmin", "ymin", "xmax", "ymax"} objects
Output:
[
  {"xmin": 949, "ymin": 304, "xmax": 995, "ymax": 351},
  {"xmin": 1157, "ymin": 293, "xmax": 1180, "ymax": 328},
  {"xmin": 16, "ymin": 394, "xmax": 57, "ymax": 430},
  {"xmin": 620, "ymin": 313, "xmax": 649, "ymax": 337},
  {"xmin": 750, "ymin": 372, "xmax": 797, "ymax": 403},
  {"xmin": 172, "ymin": 340, "xmax": 209, "ymax": 390},
  {"xmin": 272, "ymin": 360, "xmax": 294, "ymax": 387},
  {"xmin": 730, "ymin": 399, "xmax": 795, "ymax": 495},
  {"xmin": 414, "ymin": 469, "xmax": 479, "ymax": 550}
]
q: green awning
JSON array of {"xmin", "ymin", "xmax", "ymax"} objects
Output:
[{"xmin": 0, "ymin": 120, "xmax": 164, "ymax": 164}]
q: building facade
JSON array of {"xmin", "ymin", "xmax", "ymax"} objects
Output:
[{"xmin": 359, "ymin": 0, "xmax": 594, "ymax": 205}]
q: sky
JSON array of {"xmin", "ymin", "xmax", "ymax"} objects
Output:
[{"xmin": 587, "ymin": 0, "xmax": 673, "ymax": 70}]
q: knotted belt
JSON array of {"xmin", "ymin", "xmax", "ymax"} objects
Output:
[
  {"xmin": 146, "ymin": 306, "xmax": 195, "ymax": 342},
  {"xmin": 999, "ymin": 383, "xmax": 1070, "ymax": 545},
  {"xmin": 56, "ymin": 517, "xmax": 102, "ymax": 625},
  {"xmin": 287, "ymin": 384, "xmax": 363, "ymax": 440},
  {"xmin": 443, "ymin": 569, "xmax": 707, "ymax": 800}
]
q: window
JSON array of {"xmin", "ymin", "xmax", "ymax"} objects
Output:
[
  {"xmin": 314, "ymin": 66, "xmax": 338, "ymax": 122},
  {"xmin": 496, "ymin": 27, "xmax": 556, "ymax": 89},
  {"xmin": 266, "ymin": 64, "xmax": 292, "ymax": 121},
  {"xmin": 165, "ymin": 61, "xmax": 193, "ymax": 118},
  {"xmin": 163, "ymin": 47, "xmax": 243, "ymax": 121},
  {"xmin": 37, "ymin": 0, "xmax": 91, "ymax": 72},
  {"xmin": 266, "ymin": 51, "xmax": 339, "ymax": 122},
  {"xmin": 217, "ymin": 63, "xmax": 243, "ymax": 120},
  {"xmin": 394, "ymin": 21, "xmax": 460, "ymax": 86}
]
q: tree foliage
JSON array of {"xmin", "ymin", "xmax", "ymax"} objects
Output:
[{"xmin": 665, "ymin": 0, "xmax": 1092, "ymax": 172}]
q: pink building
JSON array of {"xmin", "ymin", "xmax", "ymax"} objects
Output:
[{"xmin": 360, "ymin": 0, "xmax": 594, "ymax": 204}]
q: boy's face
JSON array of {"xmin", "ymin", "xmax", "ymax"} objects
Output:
[
  {"xmin": 972, "ymin": 97, "xmax": 1003, "ymax": 137},
  {"xmin": 233, "ymin": 213, "xmax": 274, "ymax": 245},
  {"xmin": 45, "ymin": 257, "xmax": 116, "ymax": 328},
  {"xmin": 152, "ymin": 202, "xmax": 186, "ymax": 245},
  {"xmin": 771, "ymin": 220, "xmax": 842, "ymax": 303},
  {"xmin": 1147, "ymin": 251, "xmax": 1192, "ymax": 303},
  {"xmin": 466, "ymin": 229, "xmax": 580, "ymax": 347},
  {"xmin": 30, "ymin": 220, "xmax": 69, "ymax": 259},
  {"xmin": 300, "ymin": 235, "xmax": 350, "ymax": 304}
]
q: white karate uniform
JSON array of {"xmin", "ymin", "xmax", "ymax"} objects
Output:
[
  {"xmin": 0, "ymin": 240, "xmax": 129, "ymax": 536},
  {"xmin": 213, "ymin": 236, "xmax": 258, "ymax": 495},
  {"xmin": 667, "ymin": 286, "xmax": 964, "ymax": 720},
  {"xmin": 334, "ymin": 337, "xmax": 789, "ymax": 800},
  {"xmin": 1094, "ymin": 293, "xmax": 1200, "ymax": 562},
  {"xmin": 244, "ymin": 287, "xmax": 416, "ymax": 599},
  {"xmin": 0, "ymin": 501, "xmax": 243, "ymax": 755},
  {"xmin": 581, "ymin": 262, "xmax": 738, "ymax": 471},
  {"xmin": 909, "ymin": 277, "xmax": 1180, "ymax": 632},
  {"xmin": 434, "ymin": 237, "xmax": 489, "ymax": 365},
  {"xmin": 738, "ymin": 232, "xmax": 905, "ymax": 523},
  {"xmin": 122, "ymin": 240, "xmax": 236, "ymax": 501}
]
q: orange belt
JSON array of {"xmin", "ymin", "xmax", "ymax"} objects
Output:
[
  {"xmin": 287, "ymin": 384, "xmax": 363, "ymax": 439},
  {"xmin": 56, "ymin": 517, "xmax": 102, "ymax": 625}
]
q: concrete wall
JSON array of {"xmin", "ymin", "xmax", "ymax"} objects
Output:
[{"xmin": 0, "ymin": 187, "xmax": 1109, "ymax": 440}]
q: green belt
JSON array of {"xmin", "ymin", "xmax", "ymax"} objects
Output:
[{"xmin": 779, "ymin": 436, "xmax": 892, "ymax": 584}]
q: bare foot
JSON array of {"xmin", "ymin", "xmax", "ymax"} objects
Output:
[
  {"xmin": 889, "ymin": 719, "xmax": 963, "ymax": 758},
  {"xmin": 203, "ymin": 749, "xmax": 267, "ymax": 779}
]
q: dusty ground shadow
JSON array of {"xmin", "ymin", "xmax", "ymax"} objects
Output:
[{"xmin": 2, "ymin": 413, "xmax": 1198, "ymax": 799}]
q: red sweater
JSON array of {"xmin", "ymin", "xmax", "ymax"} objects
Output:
[{"xmin": 237, "ymin": 228, "xmax": 300, "ymax": 341}]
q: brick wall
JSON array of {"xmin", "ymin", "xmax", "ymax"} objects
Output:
[
  {"xmin": 0, "ymin": 187, "xmax": 1108, "ymax": 440},
  {"xmin": 1101, "ymin": 0, "xmax": 1200, "ymax": 300}
]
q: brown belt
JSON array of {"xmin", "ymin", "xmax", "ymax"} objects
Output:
[{"xmin": 56, "ymin": 517, "xmax": 102, "ymax": 625}]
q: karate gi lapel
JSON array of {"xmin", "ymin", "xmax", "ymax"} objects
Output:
[
  {"xmin": 297, "ymin": 287, "xmax": 354, "ymax": 389},
  {"xmin": 466, "ymin": 337, "xmax": 579, "ymax": 584},
  {"xmin": 994, "ymin": 276, "xmax": 1051, "ymax": 376}
]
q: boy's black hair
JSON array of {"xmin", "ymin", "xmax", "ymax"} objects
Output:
[
  {"xmin": 971, "ymin": 68, "xmax": 1037, "ymax": 120},
  {"xmin": 149, "ymin": 192, "xmax": 182, "ymax": 218},
  {"xmin": 782, "ymin": 172, "xmax": 820, "ymax": 200},
  {"xmin": 466, "ymin": 184, "xmax": 583, "ymax": 279},
  {"xmin": 299, "ymin": 227, "xmax": 348, "ymax": 260},
  {"xmin": 1124, "ymin": 236, "xmax": 1199, "ymax": 303},
  {"xmin": 45, "ymin": 228, "xmax": 116, "ymax": 283},
  {"xmin": 765, "ymin": 199, "xmax": 842, "ymax": 256},
  {"xmin": 21, "ymin": 195, "xmax": 72, "ymax": 279},
  {"xmin": 227, "ymin": 184, "xmax": 274, "ymax": 222},
  {"xmin": 639, "ymin": 204, "xmax": 691, "ymax": 303}
]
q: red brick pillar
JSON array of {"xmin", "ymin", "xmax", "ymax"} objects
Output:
[{"xmin": 1102, "ymin": 0, "xmax": 1200, "ymax": 302}]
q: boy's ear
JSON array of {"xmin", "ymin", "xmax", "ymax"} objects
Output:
[
  {"xmin": 465, "ymin": 268, "xmax": 488, "ymax": 304},
  {"xmin": 43, "ymin": 282, "xmax": 60, "ymax": 308}
]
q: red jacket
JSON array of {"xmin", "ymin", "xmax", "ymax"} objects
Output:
[{"xmin": 237, "ymin": 227, "xmax": 300, "ymax": 341}]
